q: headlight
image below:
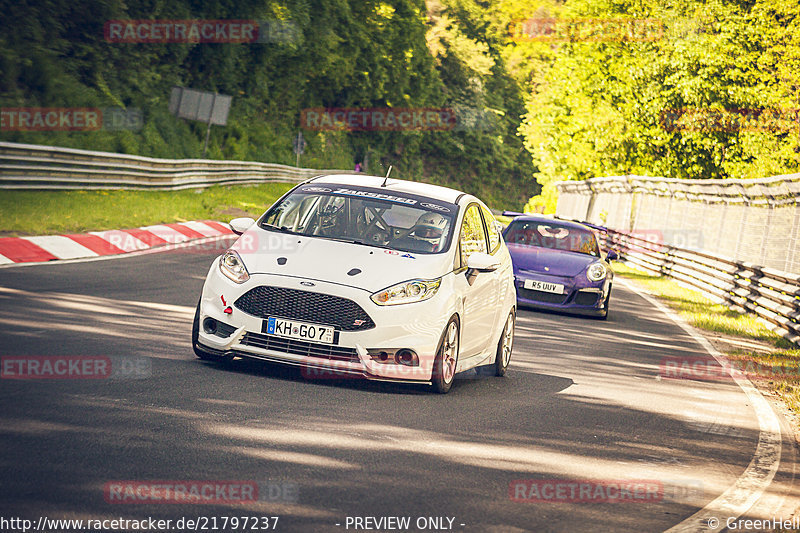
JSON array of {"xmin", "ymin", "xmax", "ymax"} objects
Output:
[
  {"xmin": 371, "ymin": 278, "xmax": 441, "ymax": 306},
  {"xmin": 586, "ymin": 262, "xmax": 607, "ymax": 282},
  {"xmin": 219, "ymin": 250, "xmax": 250, "ymax": 284}
]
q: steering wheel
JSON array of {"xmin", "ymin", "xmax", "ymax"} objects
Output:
[{"xmin": 314, "ymin": 201, "xmax": 345, "ymax": 236}]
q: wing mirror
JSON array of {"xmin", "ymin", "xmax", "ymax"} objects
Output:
[
  {"xmin": 467, "ymin": 252, "xmax": 501, "ymax": 273},
  {"xmin": 606, "ymin": 249, "xmax": 619, "ymax": 262},
  {"xmin": 465, "ymin": 252, "xmax": 501, "ymax": 285},
  {"xmin": 229, "ymin": 217, "xmax": 256, "ymax": 235}
]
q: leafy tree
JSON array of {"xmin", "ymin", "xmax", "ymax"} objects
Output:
[
  {"xmin": 0, "ymin": 0, "xmax": 535, "ymax": 208},
  {"xmin": 497, "ymin": 0, "xmax": 800, "ymax": 211}
]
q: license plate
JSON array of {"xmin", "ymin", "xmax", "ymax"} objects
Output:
[
  {"xmin": 523, "ymin": 279, "xmax": 564, "ymax": 294},
  {"xmin": 264, "ymin": 317, "xmax": 337, "ymax": 344}
]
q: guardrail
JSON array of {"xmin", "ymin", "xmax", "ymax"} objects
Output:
[
  {"xmin": 555, "ymin": 174, "xmax": 800, "ymax": 274},
  {"xmin": 598, "ymin": 227, "xmax": 800, "ymax": 345},
  {"xmin": 0, "ymin": 142, "xmax": 351, "ymax": 189}
]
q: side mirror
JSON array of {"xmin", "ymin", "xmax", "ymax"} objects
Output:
[
  {"xmin": 229, "ymin": 217, "xmax": 256, "ymax": 235},
  {"xmin": 466, "ymin": 252, "xmax": 501, "ymax": 273},
  {"xmin": 606, "ymin": 249, "xmax": 619, "ymax": 262}
]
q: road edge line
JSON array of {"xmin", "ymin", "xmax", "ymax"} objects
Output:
[{"xmin": 616, "ymin": 278, "xmax": 782, "ymax": 532}]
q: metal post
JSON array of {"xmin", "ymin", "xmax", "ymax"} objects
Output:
[
  {"xmin": 202, "ymin": 93, "xmax": 217, "ymax": 158},
  {"xmin": 715, "ymin": 200, "xmax": 728, "ymax": 257},
  {"xmin": 734, "ymin": 202, "xmax": 748, "ymax": 261},
  {"xmin": 203, "ymin": 120, "xmax": 212, "ymax": 158},
  {"xmin": 789, "ymin": 200, "xmax": 800, "ymax": 273},
  {"xmin": 664, "ymin": 192, "xmax": 673, "ymax": 234},
  {"xmin": 698, "ymin": 200, "xmax": 708, "ymax": 253},
  {"xmin": 584, "ymin": 181, "xmax": 596, "ymax": 222},
  {"xmin": 761, "ymin": 201, "xmax": 773, "ymax": 266}
]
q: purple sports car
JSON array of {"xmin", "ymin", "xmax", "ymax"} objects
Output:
[{"xmin": 502, "ymin": 215, "xmax": 617, "ymax": 319}]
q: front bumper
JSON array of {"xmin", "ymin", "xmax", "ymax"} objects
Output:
[
  {"xmin": 513, "ymin": 272, "xmax": 610, "ymax": 316},
  {"xmin": 195, "ymin": 264, "xmax": 455, "ymax": 383}
]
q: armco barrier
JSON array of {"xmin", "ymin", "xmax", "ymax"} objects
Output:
[
  {"xmin": 597, "ymin": 227, "xmax": 800, "ymax": 345},
  {"xmin": 0, "ymin": 141, "xmax": 351, "ymax": 190}
]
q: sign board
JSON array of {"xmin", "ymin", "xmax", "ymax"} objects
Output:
[{"xmin": 169, "ymin": 87, "xmax": 232, "ymax": 126}]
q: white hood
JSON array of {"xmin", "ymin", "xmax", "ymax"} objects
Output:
[{"xmin": 230, "ymin": 227, "xmax": 452, "ymax": 293}]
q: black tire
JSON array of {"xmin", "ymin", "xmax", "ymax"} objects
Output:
[
  {"xmin": 494, "ymin": 310, "xmax": 515, "ymax": 376},
  {"xmin": 432, "ymin": 317, "xmax": 460, "ymax": 394},
  {"xmin": 476, "ymin": 310, "xmax": 515, "ymax": 377},
  {"xmin": 598, "ymin": 286, "xmax": 611, "ymax": 320},
  {"xmin": 192, "ymin": 301, "xmax": 220, "ymax": 361}
]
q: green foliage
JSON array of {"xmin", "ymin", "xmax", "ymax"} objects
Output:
[
  {"xmin": 523, "ymin": 181, "xmax": 558, "ymax": 214},
  {"xmin": 7, "ymin": 0, "xmax": 796, "ymax": 214},
  {"xmin": 0, "ymin": 0, "xmax": 537, "ymax": 210},
  {"xmin": 496, "ymin": 0, "xmax": 800, "ymax": 208}
]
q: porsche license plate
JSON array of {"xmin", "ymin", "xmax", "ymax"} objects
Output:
[
  {"xmin": 265, "ymin": 317, "xmax": 336, "ymax": 344},
  {"xmin": 523, "ymin": 279, "xmax": 564, "ymax": 294}
]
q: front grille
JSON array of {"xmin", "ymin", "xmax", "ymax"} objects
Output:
[
  {"xmin": 234, "ymin": 286, "xmax": 375, "ymax": 331},
  {"xmin": 519, "ymin": 287, "xmax": 568, "ymax": 304},
  {"xmin": 239, "ymin": 332, "xmax": 360, "ymax": 362},
  {"xmin": 574, "ymin": 292, "xmax": 600, "ymax": 306}
]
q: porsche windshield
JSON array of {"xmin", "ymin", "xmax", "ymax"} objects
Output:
[
  {"xmin": 260, "ymin": 185, "xmax": 457, "ymax": 254},
  {"xmin": 505, "ymin": 220, "xmax": 600, "ymax": 257}
]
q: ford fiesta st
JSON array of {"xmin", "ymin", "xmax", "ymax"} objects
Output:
[
  {"xmin": 503, "ymin": 215, "xmax": 617, "ymax": 319},
  {"xmin": 192, "ymin": 174, "xmax": 517, "ymax": 393}
]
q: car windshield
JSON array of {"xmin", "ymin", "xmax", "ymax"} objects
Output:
[
  {"xmin": 504, "ymin": 220, "xmax": 600, "ymax": 257},
  {"xmin": 260, "ymin": 184, "xmax": 457, "ymax": 254}
]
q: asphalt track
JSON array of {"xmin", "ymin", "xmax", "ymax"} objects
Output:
[{"xmin": 0, "ymin": 243, "xmax": 798, "ymax": 532}]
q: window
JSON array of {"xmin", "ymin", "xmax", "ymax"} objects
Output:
[
  {"xmin": 260, "ymin": 185, "xmax": 456, "ymax": 254},
  {"xmin": 459, "ymin": 204, "xmax": 489, "ymax": 268},
  {"xmin": 481, "ymin": 206, "xmax": 502, "ymax": 254},
  {"xmin": 504, "ymin": 220, "xmax": 600, "ymax": 257}
]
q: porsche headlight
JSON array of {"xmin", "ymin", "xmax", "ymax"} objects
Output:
[
  {"xmin": 371, "ymin": 278, "xmax": 441, "ymax": 306},
  {"xmin": 219, "ymin": 250, "xmax": 250, "ymax": 284},
  {"xmin": 586, "ymin": 262, "xmax": 607, "ymax": 282}
]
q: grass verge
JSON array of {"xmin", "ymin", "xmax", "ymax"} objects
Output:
[
  {"xmin": 613, "ymin": 262, "xmax": 800, "ymax": 415},
  {"xmin": 0, "ymin": 184, "xmax": 294, "ymax": 236}
]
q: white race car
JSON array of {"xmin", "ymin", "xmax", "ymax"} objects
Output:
[{"xmin": 192, "ymin": 174, "xmax": 516, "ymax": 393}]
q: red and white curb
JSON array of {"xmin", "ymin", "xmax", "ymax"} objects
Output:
[{"xmin": 0, "ymin": 220, "xmax": 234, "ymax": 265}]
